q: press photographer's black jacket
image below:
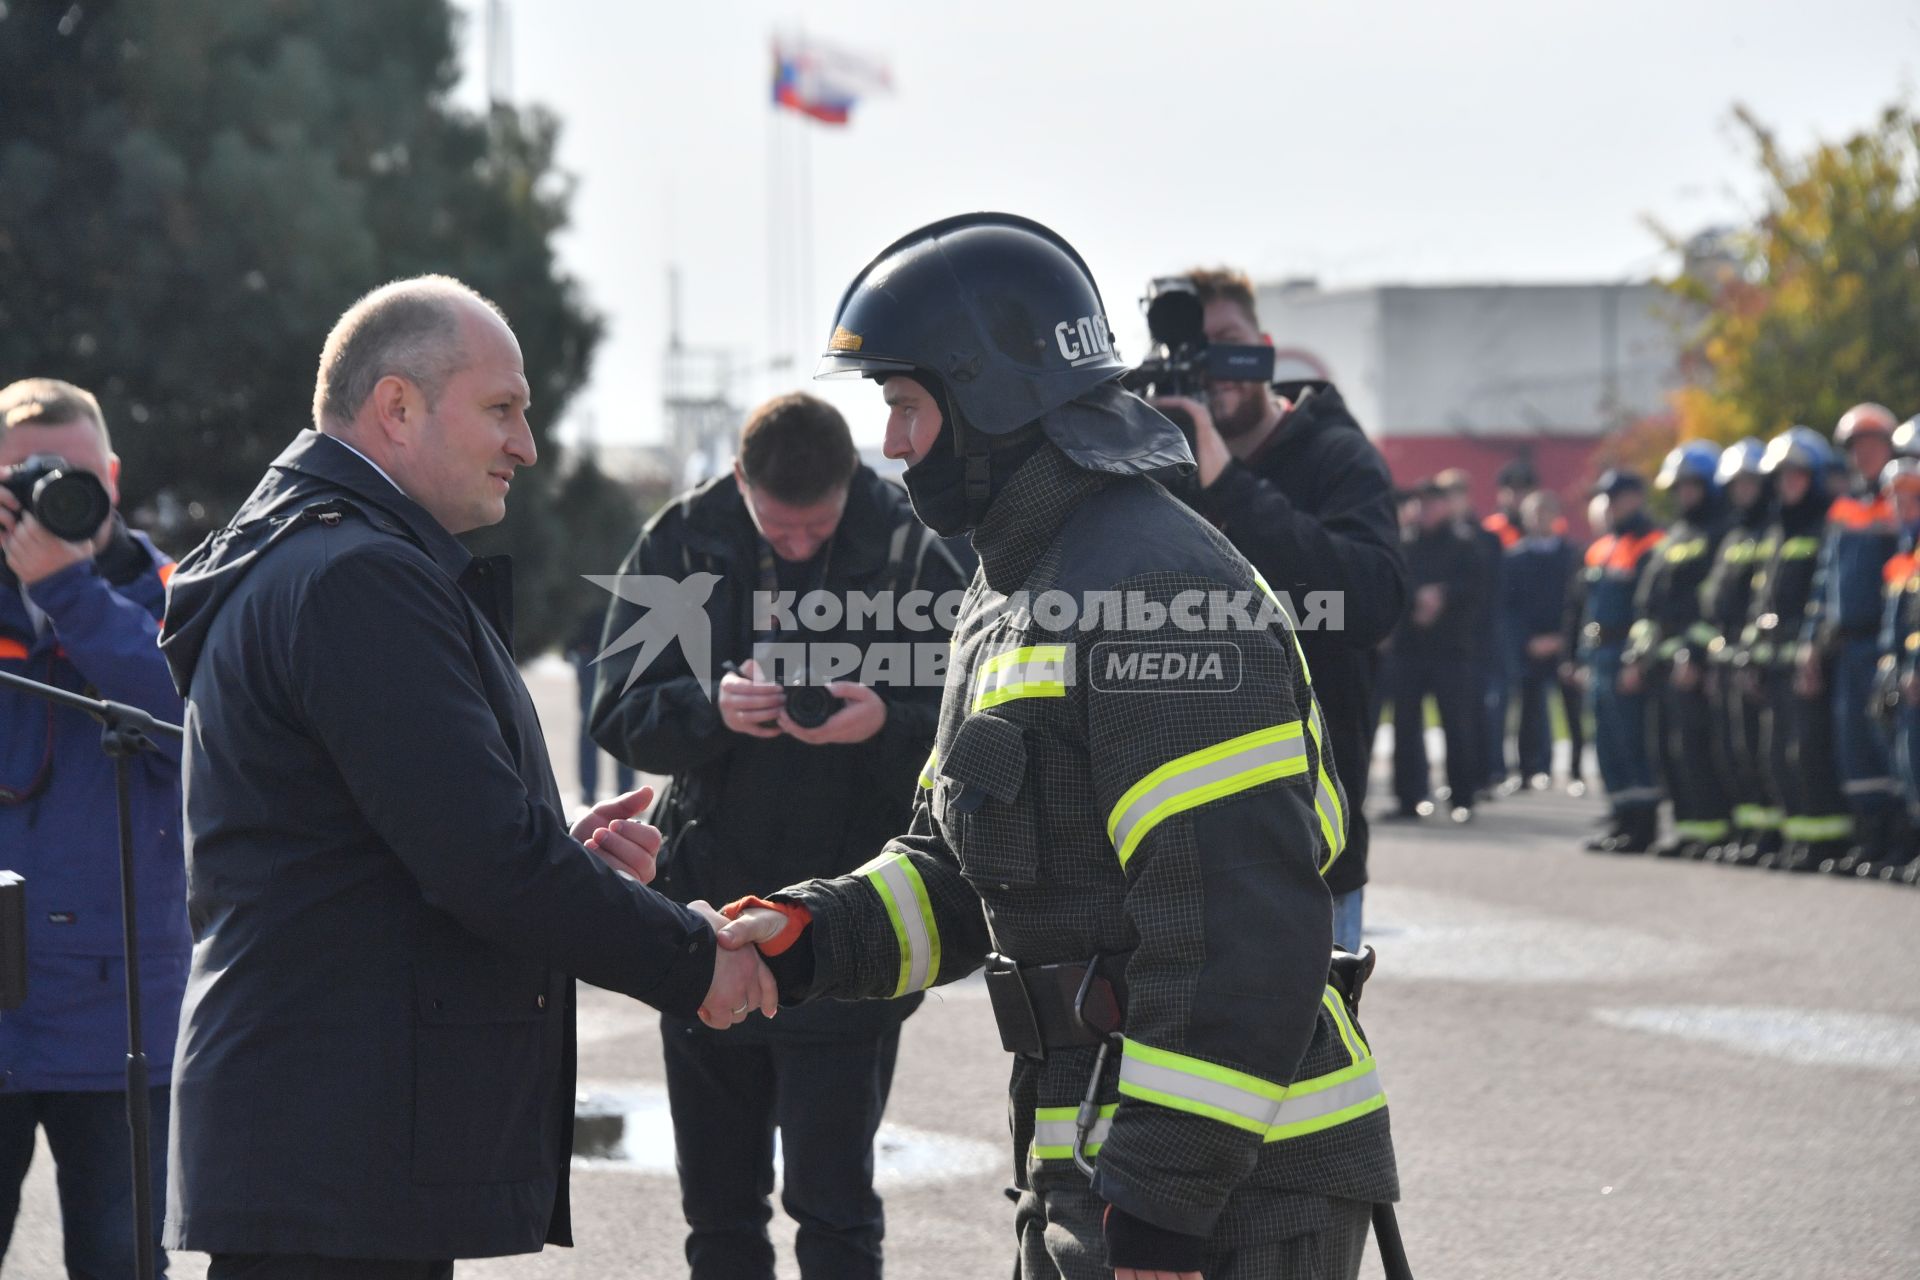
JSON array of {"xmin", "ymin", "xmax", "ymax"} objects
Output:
[
  {"xmin": 590, "ymin": 467, "xmax": 969, "ymax": 1037},
  {"xmin": 1189, "ymin": 383, "xmax": 1408, "ymax": 895},
  {"xmin": 158, "ymin": 432, "xmax": 717, "ymax": 1260}
]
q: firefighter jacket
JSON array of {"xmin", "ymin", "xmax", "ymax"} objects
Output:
[
  {"xmin": 1803, "ymin": 484, "xmax": 1899, "ymax": 652},
  {"xmin": 1745, "ymin": 492, "xmax": 1832, "ymax": 669},
  {"xmin": 1700, "ymin": 502, "xmax": 1771, "ymax": 669},
  {"xmin": 1577, "ymin": 513, "xmax": 1664, "ymax": 658},
  {"xmin": 1880, "ymin": 540, "xmax": 1920, "ymax": 676},
  {"xmin": 774, "ymin": 446, "xmax": 1398, "ymax": 1239},
  {"xmin": 1625, "ymin": 505, "xmax": 1725, "ymax": 670}
]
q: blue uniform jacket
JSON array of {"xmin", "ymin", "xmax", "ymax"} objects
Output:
[
  {"xmin": 0, "ymin": 521, "xmax": 188, "ymax": 1091},
  {"xmin": 1804, "ymin": 487, "xmax": 1898, "ymax": 647}
]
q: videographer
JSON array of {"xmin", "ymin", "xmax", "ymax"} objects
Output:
[
  {"xmin": 0, "ymin": 378, "xmax": 184, "ymax": 1277},
  {"xmin": 1145, "ymin": 269, "xmax": 1407, "ymax": 952},
  {"xmin": 590, "ymin": 392, "xmax": 970, "ymax": 1280}
]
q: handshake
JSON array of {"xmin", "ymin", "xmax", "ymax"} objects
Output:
[{"xmin": 571, "ymin": 785, "xmax": 802, "ymax": 1031}]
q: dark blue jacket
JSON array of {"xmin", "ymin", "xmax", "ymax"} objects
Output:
[
  {"xmin": 1804, "ymin": 485, "xmax": 1898, "ymax": 646},
  {"xmin": 0, "ymin": 520, "xmax": 188, "ymax": 1092},
  {"xmin": 158, "ymin": 432, "xmax": 719, "ymax": 1260},
  {"xmin": 1502, "ymin": 534, "xmax": 1577, "ymax": 651}
]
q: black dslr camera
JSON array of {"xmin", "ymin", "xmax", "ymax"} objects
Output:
[
  {"xmin": 782, "ymin": 681, "xmax": 845, "ymax": 731},
  {"xmin": 1, "ymin": 455, "xmax": 112, "ymax": 542},
  {"xmin": 1118, "ymin": 277, "xmax": 1277, "ymax": 442}
]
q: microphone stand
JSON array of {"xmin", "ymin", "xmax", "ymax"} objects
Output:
[{"xmin": 0, "ymin": 667, "xmax": 179, "ymax": 1280}]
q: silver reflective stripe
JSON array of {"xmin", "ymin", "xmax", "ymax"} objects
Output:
[
  {"xmin": 1108, "ymin": 725, "xmax": 1307, "ymax": 867},
  {"xmin": 858, "ymin": 852, "xmax": 936, "ymax": 995},
  {"xmin": 973, "ymin": 645, "xmax": 1071, "ymax": 710},
  {"xmin": 1032, "ymin": 1112, "xmax": 1112, "ymax": 1157},
  {"xmin": 1264, "ymin": 1060, "xmax": 1387, "ymax": 1141},
  {"xmin": 1118, "ymin": 1053, "xmax": 1280, "ymax": 1132}
]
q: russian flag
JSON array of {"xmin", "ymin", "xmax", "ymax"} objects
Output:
[{"xmin": 772, "ymin": 36, "xmax": 892, "ymax": 126}]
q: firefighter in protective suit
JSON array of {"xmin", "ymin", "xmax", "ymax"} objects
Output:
[
  {"xmin": 1698, "ymin": 439, "xmax": 1775, "ymax": 862},
  {"xmin": 717, "ymin": 214, "xmax": 1399, "ymax": 1280}
]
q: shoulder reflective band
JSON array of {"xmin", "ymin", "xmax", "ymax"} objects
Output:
[
  {"xmin": 1781, "ymin": 536, "xmax": 1822, "ymax": 560},
  {"xmin": 1250, "ymin": 571, "xmax": 1347, "ymax": 868},
  {"xmin": 1107, "ymin": 721, "xmax": 1309, "ymax": 869},
  {"xmin": 918, "ymin": 747, "xmax": 938, "ymax": 790},
  {"xmin": 855, "ymin": 850, "xmax": 941, "ymax": 997},
  {"xmin": 973, "ymin": 644, "xmax": 1069, "ymax": 711},
  {"xmin": 1033, "ymin": 1102, "xmax": 1115, "ymax": 1162}
]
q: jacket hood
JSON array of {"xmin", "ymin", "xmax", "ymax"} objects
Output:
[{"xmin": 160, "ymin": 432, "xmax": 468, "ymax": 693}]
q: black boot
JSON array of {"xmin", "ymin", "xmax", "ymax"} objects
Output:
[{"xmin": 1612, "ymin": 806, "xmax": 1656, "ymax": 854}]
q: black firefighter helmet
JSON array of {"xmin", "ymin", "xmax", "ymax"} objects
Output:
[{"xmin": 814, "ymin": 212, "xmax": 1192, "ymax": 482}]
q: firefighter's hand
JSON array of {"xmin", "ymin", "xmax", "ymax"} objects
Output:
[
  {"xmin": 691, "ymin": 900, "xmax": 779, "ymax": 1028},
  {"xmin": 778, "ymin": 680, "xmax": 888, "ymax": 745},
  {"xmin": 571, "ymin": 785, "xmax": 660, "ymax": 884},
  {"xmin": 0, "ymin": 488, "xmax": 95, "ymax": 587},
  {"xmin": 1526, "ymin": 633, "xmax": 1563, "ymax": 661},
  {"xmin": 1671, "ymin": 654, "xmax": 1700, "ymax": 693},
  {"xmin": 1410, "ymin": 584, "xmax": 1445, "ymax": 626},
  {"xmin": 716, "ymin": 905, "xmax": 788, "ymax": 951},
  {"xmin": 1150, "ymin": 395, "xmax": 1229, "ymax": 488},
  {"xmin": 1903, "ymin": 671, "xmax": 1920, "ymax": 707},
  {"xmin": 1617, "ymin": 662, "xmax": 1644, "ymax": 696},
  {"xmin": 1794, "ymin": 650, "xmax": 1824, "ymax": 698},
  {"xmin": 1114, "ymin": 1271, "xmax": 1202, "ymax": 1280},
  {"xmin": 718, "ymin": 660, "xmax": 785, "ymax": 738}
]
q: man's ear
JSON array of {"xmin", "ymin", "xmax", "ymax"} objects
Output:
[
  {"xmin": 1261, "ymin": 332, "xmax": 1275, "ymax": 347},
  {"xmin": 369, "ymin": 374, "xmax": 416, "ymax": 445},
  {"xmin": 107, "ymin": 455, "xmax": 122, "ymax": 503},
  {"xmin": 732, "ymin": 458, "xmax": 748, "ymax": 496}
]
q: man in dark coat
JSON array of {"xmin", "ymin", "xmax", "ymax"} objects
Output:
[
  {"xmin": 1151, "ymin": 268, "xmax": 1408, "ymax": 954},
  {"xmin": 1389, "ymin": 482, "xmax": 1486, "ymax": 821},
  {"xmin": 589, "ymin": 393, "xmax": 970, "ymax": 1280},
  {"xmin": 158, "ymin": 276, "xmax": 775, "ymax": 1278}
]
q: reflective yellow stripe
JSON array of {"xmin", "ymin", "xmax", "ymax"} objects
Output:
[
  {"xmin": 1106, "ymin": 722, "xmax": 1309, "ymax": 869},
  {"xmin": 917, "ymin": 747, "xmax": 938, "ymax": 790},
  {"xmin": 856, "ymin": 851, "xmax": 941, "ymax": 997},
  {"xmin": 1252, "ymin": 571, "xmax": 1346, "ymax": 871},
  {"xmin": 1032, "ymin": 1103, "xmax": 1115, "ymax": 1161},
  {"xmin": 972, "ymin": 644, "xmax": 1069, "ymax": 711},
  {"xmin": 1262, "ymin": 1058, "xmax": 1388, "ymax": 1142},
  {"xmin": 1118, "ymin": 1038, "xmax": 1287, "ymax": 1135}
]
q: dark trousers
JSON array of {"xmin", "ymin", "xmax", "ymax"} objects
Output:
[
  {"xmin": 1391, "ymin": 652, "xmax": 1482, "ymax": 810},
  {"xmin": 1833, "ymin": 638, "xmax": 1901, "ymax": 848},
  {"xmin": 1764, "ymin": 666, "xmax": 1852, "ymax": 847},
  {"xmin": 208, "ymin": 1256, "xmax": 452, "ymax": 1278},
  {"xmin": 1713, "ymin": 666, "xmax": 1776, "ymax": 833},
  {"xmin": 1654, "ymin": 674, "xmax": 1730, "ymax": 842},
  {"xmin": 660, "ymin": 1016, "xmax": 899, "ymax": 1280},
  {"xmin": 0, "ymin": 1086, "xmax": 169, "ymax": 1280},
  {"xmin": 572, "ymin": 653, "xmax": 633, "ymax": 804},
  {"xmin": 1482, "ymin": 640, "xmax": 1515, "ymax": 785},
  {"xmin": 1589, "ymin": 648, "xmax": 1657, "ymax": 816},
  {"xmin": 1559, "ymin": 665, "xmax": 1588, "ymax": 781},
  {"xmin": 1515, "ymin": 656, "xmax": 1558, "ymax": 779}
]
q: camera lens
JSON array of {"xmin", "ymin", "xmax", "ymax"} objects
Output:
[
  {"xmin": 32, "ymin": 470, "xmax": 112, "ymax": 541},
  {"xmin": 784, "ymin": 684, "xmax": 839, "ymax": 730}
]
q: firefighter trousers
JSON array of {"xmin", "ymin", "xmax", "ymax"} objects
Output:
[
  {"xmin": 1832, "ymin": 637, "xmax": 1901, "ymax": 850},
  {"xmin": 1654, "ymin": 675, "xmax": 1729, "ymax": 843},
  {"xmin": 1763, "ymin": 666, "xmax": 1851, "ymax": 848},
  {"xmin": 1014, "ymin": 1172, "xmax": 1371, "ymax": 1280}
]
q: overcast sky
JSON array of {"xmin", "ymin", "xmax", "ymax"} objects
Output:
[{"xmin": 453, "ymin": 1, "xmax": 1919, "ymax": 449}]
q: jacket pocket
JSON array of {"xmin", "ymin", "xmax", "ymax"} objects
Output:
[{"xmin": 940, "ymin": 712, "xmax": 1042, "ymax": 889}]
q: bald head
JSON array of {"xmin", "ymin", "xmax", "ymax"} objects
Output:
[{"xmin": 313, "ymin": 276, "xmax": 506, "ymax": 433}]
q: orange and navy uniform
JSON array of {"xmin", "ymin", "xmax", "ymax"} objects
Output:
[{"xmin": 1578, "ymin": 517, "xmax": 1666, "ymax": 656}]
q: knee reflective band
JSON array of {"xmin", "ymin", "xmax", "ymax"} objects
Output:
[
  {"xmin": 1252, "ymin": 570, "xmax": 1349, "ymax": 869},
  {"xmin": 973, "ymin": 644, "xmax": 1069, "ymax": 711},
  {"xmin": 1734, "ymin": 804, "xmax": 1782, "ymax": 829},
  {"xmin": 1114, "ymin": 987, "xmax": 1386, "ymax": 1143},
  {"xmin": 1034, "ymin": 1102, "xmax": 1115, "ymax": 1161},
  {"xmin": 918, "ymin": 747, "xmax": 938, "ymax": 790},
  {"xmin": 1107, "ymin": 721, "xmax": 1310, "ymax": 869},
  {"xmin": 1673, "ymin": 819, "xmax": 1731, "ymax": 841},
  {"xmin": 1781, "ymin": 814, "xmax": 1853, "ymax": 841},
  {"xmin": 857, "ymin": 850, "xmax": 942, "ymax": 997}
]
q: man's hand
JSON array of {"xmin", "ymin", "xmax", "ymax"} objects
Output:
[
  {"xmin": 1794, "ymin": 649, "xmax": 1824, "ymax": 698},
  {"xmin": 718, "ymin": 659, "xmax": 785, "ymax": 738},
  {"xmin": 777, "ymin": 680, "xmax": 888, "ymax": 745},
  {"xmin": 1115, "ymin": 1270, "xmax": 1201, "ymax": 1280},
  {"xmin": 1903, "ymin": 670, "xmax": 1920, "ymax": 708},
  {"xmin": 1410, "ymin": 583, "xmax": 1445, "ymax": 627},
  {"xmin": 0, "ymin": 487, "xmax": 94, "ymax": 586},
  {"xmin": 1617, "ymin": 662, "xmax": 1644, "ymax": 696},
  {"xmin": 1149, "ymin": 395, "xmax": 1229, "ymax": 488},
  {"xmin": 1670, "ymin": 653, "xmax": 1700, "ymax": 693},
  {"xmin": 717, "ymin": 905, "xmax": 789, "ymax": 951},
  {"xmin": 689, "ymin": 900, "xmax": 778, "ymax": 1029},
  {"xmin": 571, "ymin": 785, "xmax": 661, "ymax": 883},
  {"xmin": 1526, "ymin": 633, "xmax": 1564, "ymax": 661}
]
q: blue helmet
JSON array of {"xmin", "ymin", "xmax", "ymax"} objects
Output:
[
  {"xmin": 1656, "ymin": 441, "xmax": 1722, "ymax": 493},
  {"xmin": 1760, "ymin": 426, "xmax": 1837, "ymax": 478},
  {"xmin": 1715, "ymin": 437, "xmax": 1766, "ymax": 486}
]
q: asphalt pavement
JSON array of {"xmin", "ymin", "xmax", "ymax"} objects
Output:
[{"xmin": 10, "ymin": 659, "xmax": 1918, "ymax": 1278}]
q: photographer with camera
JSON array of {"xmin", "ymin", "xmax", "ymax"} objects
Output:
[
  {"xmin": 0, "ymin": 378, "xmax": 184, "ymax": 1277},
  {"xmin": 1130, "ymin": 270, "xmax": 1407, "ymax": 951},
  {"xmin": 590, "ymin": 392, "xmax": 970, "ymax": 1280}
]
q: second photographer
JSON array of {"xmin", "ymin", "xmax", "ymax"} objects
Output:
[{"xmin": 590, "ymin": 392, "xmax": 970, "ymax": 1280}]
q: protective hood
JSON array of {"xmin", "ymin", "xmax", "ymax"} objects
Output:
[{"xmin": 1038, "ymin": 380, "xmax": 1194, "ymax": 482}]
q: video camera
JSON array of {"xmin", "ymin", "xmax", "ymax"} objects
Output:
[
  {"xmin": 1118, "ymin": 277, "xmax": 1277, "ymax": 440},
  {"xmin": 1, "ymin": 455, "xmax": 112, "ymax": 542}
]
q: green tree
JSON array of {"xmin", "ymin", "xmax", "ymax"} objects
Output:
[
  {"xmin": 0, "ymin": 0, "xmax": 631, "ymax": 652},
  {"xmin": 1661, "ymin": 103, "xmax": 1920, "ymax": 445}
]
